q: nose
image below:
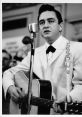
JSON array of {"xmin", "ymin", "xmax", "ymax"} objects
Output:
[{"xmin": 44, "ymin": 20, "xmax": 49, "ymax": 28}]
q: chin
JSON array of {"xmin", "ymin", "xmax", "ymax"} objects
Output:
[
  {"xmin": 42, "ymin": 33, "xmax": 52, "ymax": 39},
  {"xmin": 44, "ymin": 34, "xmax": 51, "ymax": 38}
]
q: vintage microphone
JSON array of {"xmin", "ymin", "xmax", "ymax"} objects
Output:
[{"xmin": 27, "ymin": 23, "xmax": 37, "ymax": 114}]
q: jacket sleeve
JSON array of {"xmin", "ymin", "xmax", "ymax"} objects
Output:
[
  {"xmin": 2, "ymin": 52, "xmax": 31, "ymax": 97},
  {"xmin": 70, "ymin": 42, "xmax": 82, "ymax": 101}
]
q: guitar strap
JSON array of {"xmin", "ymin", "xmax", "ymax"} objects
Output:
[{"xmin": 65, "ymin": 40, "xmax": 73, "ymax": 102}]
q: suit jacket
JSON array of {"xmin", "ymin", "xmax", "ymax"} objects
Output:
[{"xmin": 3, "ymin": 35, "xmax": 82, "ymax": 102}]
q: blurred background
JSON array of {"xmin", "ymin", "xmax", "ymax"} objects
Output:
[{"xmin": 2, "ymin": 3, "xmax": 82, "ymax": 114}]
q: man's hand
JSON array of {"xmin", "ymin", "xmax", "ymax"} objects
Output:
[
  {"xmin": 7, "ymin": 85, "xmax": 25, "ymax": 103},
  {"xmin": 53, "ymin": 96, "xmax": 71, "ymax": 113},
  {"xmin": 53, "ymin": 96, "xmax": 73, "ymax": 114}
]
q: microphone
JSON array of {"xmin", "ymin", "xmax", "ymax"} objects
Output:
[
  {"xmin": 22, "ymin": 36, "xmax": 32, "ymax": 45},
  {"xmin": 28, "ymin": 23, "xmax": 38, "ymax": 34}
]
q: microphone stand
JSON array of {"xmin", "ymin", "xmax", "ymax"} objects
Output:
[{"xmin": 27, "ymin": 32, "xmax": 35, "ymax": 114}]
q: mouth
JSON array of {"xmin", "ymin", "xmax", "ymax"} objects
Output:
[{"xmin": 44, "ymin": 30, "xmax": 51, "ymax": 34}]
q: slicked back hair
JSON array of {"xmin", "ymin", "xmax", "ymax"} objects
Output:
[{"xmin": 38, "ymin": 4, "xmax": 63, "ymax": 24}]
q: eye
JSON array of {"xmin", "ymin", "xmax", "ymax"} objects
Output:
[
  {"xmin": 39, "ymin": 20, "xmax": 45, "ymax": 26},
  {"xmin": 48, "ymin": 18, "xmax": 55, "ymax": 24}
]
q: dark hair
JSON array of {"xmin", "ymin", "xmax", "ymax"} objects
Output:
[
  {"xmin": 2, "ymin": 49, "xmax": 12, "ymax": 60},
  {"xmin": 38, "ymin": 4, "xmax": 63, "ymax": 24},
  {"xmin": 2, "ymin": 49, "xmax": 8, "ymax": 53}
]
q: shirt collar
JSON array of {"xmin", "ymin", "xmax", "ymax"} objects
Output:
[{"xmin": 45, "ymin": 35, "xmax": 67, "ymax": 50}]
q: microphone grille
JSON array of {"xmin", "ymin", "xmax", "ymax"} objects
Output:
[{"xmin": 28, "ymin": 23, "xmax": 38, "ymax": 33}]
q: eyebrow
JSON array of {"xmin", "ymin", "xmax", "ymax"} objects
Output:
[{"xmin": 39, "ymin": 18, "xmax": 55, "ymax": 22}]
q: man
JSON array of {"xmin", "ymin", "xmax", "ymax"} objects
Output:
[
  {"xmin": 2, "ymin": 49, "xmax": 12, "ymax": 114},
  {"xmin": 3, "ymin": 4, "xmax": 82, "ymax": 114},
  {"xmin": 2, "ymin": 49, "xmax": 12, "ymax": 73}
]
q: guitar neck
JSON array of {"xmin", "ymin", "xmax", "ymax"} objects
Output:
[
  {"xmin": 20, "ymin": 95, "xmax": 82, "ymax": 114},
  {"xmin": 31, "ymin": 96, "xmax": 82, "ymax": 113},
  {"xmin": 31, "ymin": 96, "xmax": 54, "ymax": 108}
]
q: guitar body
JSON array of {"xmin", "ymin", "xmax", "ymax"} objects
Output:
[{"xmin": 9, "ymin": 71, "xmax": 52, "ymax": 114}]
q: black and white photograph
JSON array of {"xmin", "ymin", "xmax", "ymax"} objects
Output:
[{"xmin": 2, "ymin": 2, "xmax": 82, "ymax": 115}]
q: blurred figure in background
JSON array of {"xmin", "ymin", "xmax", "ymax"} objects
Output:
[
  {"xmin": 14, "ymin": 49, "xmax": 24, "ymax": 64},
  {"xmin": 2, "ymin": 49, "xmax": 12, "ymax": 114},
  {"xmin": 2, "ymin": 49, "xmax": 12, "ymax": 73}
]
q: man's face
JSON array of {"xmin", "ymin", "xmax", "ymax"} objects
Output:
[
  {"xmin": 39, "ymin": 11, "xmax": 62, "ymax": 44},
  {"xmin": 2, "ymin": 52, "xmax": 10, "ymax": 69}
]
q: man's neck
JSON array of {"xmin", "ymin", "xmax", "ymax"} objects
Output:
[{"xmin": 47, "ymin": 34, "xmax": 61, "ymax": 45}]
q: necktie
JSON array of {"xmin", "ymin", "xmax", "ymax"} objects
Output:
[{"xmin": 46, "ymin": 46, "xmax": 56, "ymax": 54}]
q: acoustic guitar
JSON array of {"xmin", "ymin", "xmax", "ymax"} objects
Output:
[{"xmin": 9, "ymin": 71, "xmax": 82, "ymax": 114}]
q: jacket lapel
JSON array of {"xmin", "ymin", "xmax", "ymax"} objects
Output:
[
  {"xmin": 39, "ymin": 45, "xmax": 48, "ymax": 71},
  {"xmin": 38, "ymin": 36, "xmax": 68, "ymax": 76},
  {"xmin": 49, "ymin": 36, "xmax": 68, "ymax": 65},
  {"xmin": 49, "ymin": 49, "xmax": 63, "ymax": 65}
]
